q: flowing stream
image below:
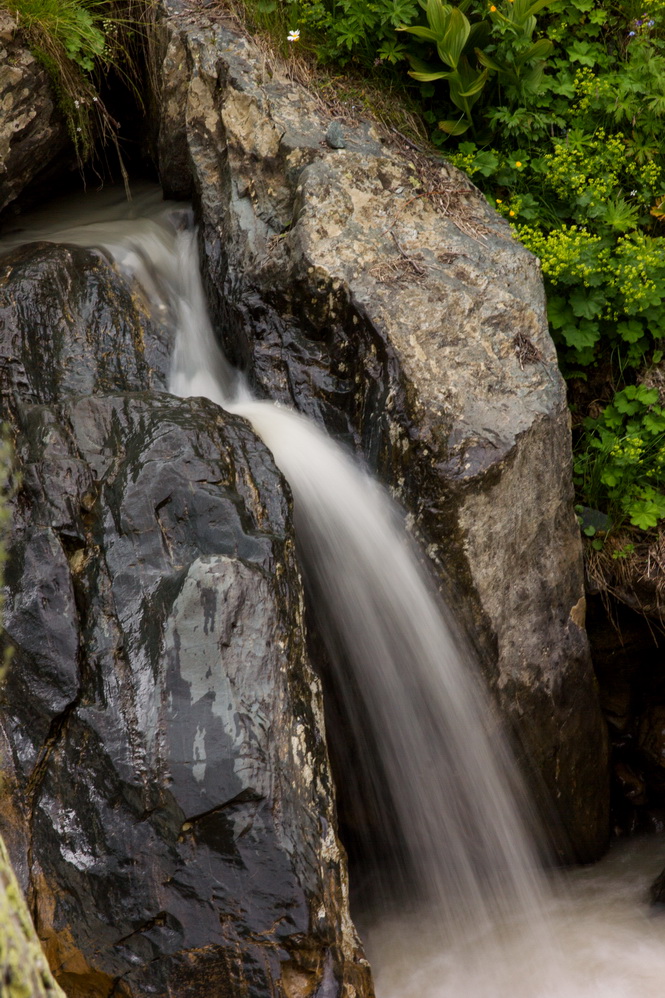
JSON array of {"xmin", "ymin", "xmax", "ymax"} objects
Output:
[{"xmin": 4, "ymin": 186, "xmax": 665, "ymax": 996}]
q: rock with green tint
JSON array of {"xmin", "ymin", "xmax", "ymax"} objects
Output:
[{"xmin": 0, "ymin": 836, "xmax": 66, "ymax": 998}]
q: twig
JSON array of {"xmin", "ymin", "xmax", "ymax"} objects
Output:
[
  {"xmin": 380, "ymin": 187, "xmax": 472, "ymax": 237},
  {"xmin": 390, "ymin": 231, "xmax": 426, "ymax": 276}
]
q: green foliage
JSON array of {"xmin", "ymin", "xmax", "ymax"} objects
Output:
[
  {"xmin": 8, "ymin": 0, "xmax": 107, "ymax": 70},
  {"xmin": 399, "ymin": 0, "xmax": 556, "ymax": 137},
  {"xmin": 288, "ymin": 0, "xmax": 420, "ymax": 64},
  {"xmin": 440, "ymin": 0, "xmax": 665, "ymax": 538},
  {"xmin": 574, "ymin": 384, "xmax": 665, "ymax": 531}
]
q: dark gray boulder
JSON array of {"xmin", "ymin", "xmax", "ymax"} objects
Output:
[
  {"xmin": 153, "ymin": 2, "xmax": 609, "ymax": 862},
  {"xmin": 0, "ymin": 242, "xmax": 173, "ymax": 411},
  {"xmin": 0, "ymin": 244, "xmax": 372, "ymax": 997}
]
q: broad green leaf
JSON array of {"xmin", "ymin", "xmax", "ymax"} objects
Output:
[
  {"xmin": 438, "ymin": 118, "xmax": 471, "ymax": 135},
  {"xmin": 468, "ymin": 20, "xmax": 491, "ymax": 47},
  {"xmin": 426, "ymin": 0, "xmax": 451, "ymax": 36},
  {"xmin": 409, "ymin": 69, "xmax": 451, "ymax": 81},
  {"xmin": 522, "ymin": 38, "xmax": 554, "ymax": 62},
  {"xmin": 438, "ymin": 7, "xmax": 471, "ymax": 68},
  {"xmin": 524, "ymin": 0, "xmax": 558, "ymax": 18},
  {"xmin": 399, "ymin": 24, "xmax": 439, "ymax": 40},
  {"xmin": 476, "ymin": 49, "xmax": 505, "ymax": 73},
  {"xmin": 635, "ymin": 385, "xmax": 659, "ymax": 404},
  {"xmin": 560, "ymin": 319, "xmax": 599, "ymax": 350},
  {"xmin": 628, "ymin": 502, "xmax": 663, "ymax": 529},
  {"xmin": 405, "ymin": 53, "xmax": 441, "ymax": 73},
  {"xmin": 570, "ymin": 289, "xmax": 605, "ymax": 319},
  {"xmin": 457, "ymin": 68, "xmax": 489, "ymax": 97},
  {"xmin": 644, "ymin": 412, "xmax": 665, "ymax": 433},
  {"xmin": 614, "ymin": 396, "xmax": 640, "ymax": 415},
  {"xmin": 617, "ymin": 320, "xmax": 645, "ymax": 344},
  {"xmin": 547, "ymin": 296, "xmax": 573, "ymax": 329},
  {"xmin": 474, "ymin": 149, "xmax": 500, "ymax": 175}
]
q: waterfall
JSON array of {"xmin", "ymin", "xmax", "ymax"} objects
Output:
[
  {"xmin": 73, "ymin": 193, "xmax": 548, "ymax": 934},
  {"xmin": 6, "ymin": 187, "xmax": 665, "ymax": 998}
]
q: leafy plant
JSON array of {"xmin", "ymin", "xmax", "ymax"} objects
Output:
[
  {"xmin": 574, "ymin": 384, "xmax": 665, "ymax": 531},
  {"xmin": 288, "ymin": 0, "xmax": 420, "ymax": 65},
  {"xmin": 8, "ymin": 0, "xmax": 106, "ymax": 69},
  {"xmin": 398, "ymin": 0, "xmax": 556, "ymax": 136}
]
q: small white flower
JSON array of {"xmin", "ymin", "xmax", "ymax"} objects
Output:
[
  {"xmin": 74, "ymin": 99, "xmax": 80, "ymax": 107},
  {"xmin": 92, "ymin": 96, "xmax": 98, "ymax": 102},
  {"xmin": 287, "ymin": 29, "xmax": 300, "ymax": 41},
  {"xmin": 76, "ymin": 127, "xmax": 82, "ymax": 132}
]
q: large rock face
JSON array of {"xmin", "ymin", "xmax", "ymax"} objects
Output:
[
  {"xmin": 154, "ymin": 1, "xmax": 609, "ymax": 861},
  {"xmin": 0, "ymin": 14, "xmax": 68, "ymax": 216},
  {"xmin": 0, "ymin": 243, "xmax": 371, "ymax": 997}
]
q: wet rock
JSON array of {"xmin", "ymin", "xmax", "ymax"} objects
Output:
[
  {"xmin": 0, "ymin": 246, "xmax": 371, "ymax": 995},
  {"xmin": 587, "ymin": 595, "xmax": 665, "ymax": 835},
  {"xmin": 639, "ymin": 706, "xmax": 665, "ymax": 771},
  {"xmin": 153, "ymin": 3, "xmax": 609, "ymax": 861},
  {"xmin": 0, "ymin": 13, "xmax": 68, "ymax": 215},
  {"xmin": 0, "ymin": 242, "xmax": 173, "ymax": 415}
]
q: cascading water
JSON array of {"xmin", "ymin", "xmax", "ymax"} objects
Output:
[{"xmin": 5, "ymin": 187, "xmax": 665, "ymax": 997}]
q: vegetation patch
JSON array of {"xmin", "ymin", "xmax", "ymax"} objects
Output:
[{"xmin": 1, "ymin": 0, "xmax": 153, "ymax": 170}]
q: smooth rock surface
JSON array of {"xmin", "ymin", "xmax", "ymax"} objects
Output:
[
  {"xmin": 154, "ymin": 2, "xmax": 609, "ymax": 861},
  {"xmin": 0, "ymin": 13, "xmax": 68, "ymax": 215},
  {"xmin": 0, "ymin": 243, "xmax": 371, "ymax": 997}
]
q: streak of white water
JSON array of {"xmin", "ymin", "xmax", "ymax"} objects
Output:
[{"xmin": 5, "ymin": 188, "xmax": 665, "ymax": 996}]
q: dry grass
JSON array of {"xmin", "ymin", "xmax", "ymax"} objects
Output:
[{"xmin": 586, "ymin": 529, "xmax": 665, "ymax": 632}]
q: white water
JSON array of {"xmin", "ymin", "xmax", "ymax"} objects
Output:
[{"xmin": 4, "ymin": 187, "xmax": 665, "ymax": 995}]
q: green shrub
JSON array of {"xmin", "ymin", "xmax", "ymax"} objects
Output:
[
  {"xmin": 574, "ymin": 384, "xmax": 665, "ymax": 531},
  {"xmin": 437, "ymin": 1, "xmax": 665, "ymax": 540},
  {"xmin": 399, "ymin": 0, "xmax": 556, "ymax": 137}
]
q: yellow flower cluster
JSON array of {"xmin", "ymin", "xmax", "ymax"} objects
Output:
[
  {"xmin": 543, "ymin": 131, "xmax": 625, "ymax": 208},
  {"xmin": 628, "ymin": 158, "xmax": 663, "ymax": 194},
  {"xmin": 610, "ymin": 232, "xmax": 665, "ymax": 312},
  {"xmin": 609, "ymin": 437, "xmax": 646, "ymax": 463},
  {"xmin": 573, "ymin": 68, "xmax": 615, "ymax": 111},
  {"xmin": 495, "ymin": 194, "xmax": 523, "ymax": 220},
  {"xmin": 516, "ymin": 224, "xmax": 607, "ymax": 284}
]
